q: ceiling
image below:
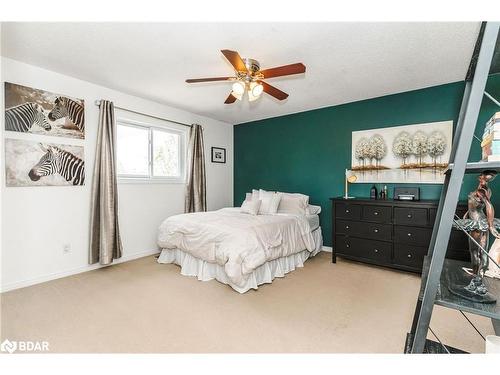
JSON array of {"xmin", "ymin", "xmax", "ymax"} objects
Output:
[{"xmin": 1, "ymin": 22, "xmax": 480, "ymax": 125}]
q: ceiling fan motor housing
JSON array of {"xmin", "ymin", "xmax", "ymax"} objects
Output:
[{"xmin": 243, "ymin": 58, "xmax": 260, "ymax": 74}]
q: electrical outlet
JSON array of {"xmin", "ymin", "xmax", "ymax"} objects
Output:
[{"xmin": 63, "ymin": 244, "xmax": 71, "ymax": 253}]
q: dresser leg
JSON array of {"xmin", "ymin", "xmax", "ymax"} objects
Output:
[{"xmin": 332, "ymin": 252, "xmax": 337, "ymax": 263}]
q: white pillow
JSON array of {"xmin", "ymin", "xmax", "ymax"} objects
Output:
[
  {"xmin": 268, "ymin": 192, "xmax": 282, "ymax": 214},
  {"xmin": 258, "ymin": 189, "xmax": 282, "ymax": 214},
  {"xmin": 241, "ymin": 199, "xmax": 261, "ymax": 215},
  {"xmin": 251, "ymin": 189, "xmax": 259, "ymax": 201},
  {"xmin": 306, "ymin": 204, "xmax": 322, "ymax": 215},
  {"xmin": 245, "ymin": 192, "xmax": 252, "ymax": 201},
  {"xmin": 277, "ymin": 192, "xmax": 309, "ymax": 215}
]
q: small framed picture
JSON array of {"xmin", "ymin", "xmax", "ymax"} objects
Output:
[{"xmin": 211, "ymin": 147, "xmax": 226, "ymax": 164}]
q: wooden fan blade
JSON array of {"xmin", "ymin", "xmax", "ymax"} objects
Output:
[
  {"xmin": 260, "ymin": 63, "xmax": 306, "ymax": 79},
  {"xmin": 224, "ymin": 93, "xmax": 237, "ymax": 104},
  {"xmin": 186, "ymin": 77, "xmax": 234, "ymax": 83},
  {"xmin": 259, "ymin": 81, "xmax": 289, "ymax": 100},
  {"xmin": 221, "ymin": 49, "xmax": 247, "ymax": 72}
]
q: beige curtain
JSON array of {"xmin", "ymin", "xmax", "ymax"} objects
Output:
[
  {"xmin": 89, "ymin": 100, "xmax": 123, "ymax": 265},
  {"xmin": 185, "ymin": 124, "xmax": 207, "ymax": 213}
]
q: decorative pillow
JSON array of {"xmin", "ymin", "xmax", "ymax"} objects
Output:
[
  {"xmin": 277, "ymin": 192, "xmax": 310, "ymax": 215},
  {"xmin": 245, "ymin": 192, "xmax": 252, "ymax": 201},
  {"xmin": 241, "ymin": 199, "xmax": 261, "ymax": 215},
  {"xmin": 306, "ymin": 204, "xmax": 322, "ymax": 215},
  {"xmin": 258, "ymin": 189, "xmax": 282, "ymax": 214}
]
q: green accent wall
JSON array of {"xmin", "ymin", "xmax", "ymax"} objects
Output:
[{"xmin": 234, "ymin": 75, "xmax": 500, "ymax": 246}]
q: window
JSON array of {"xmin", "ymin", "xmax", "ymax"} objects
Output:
[{"xmin": 117, "ymin": 119, "xmax": 186, "ymax": 183}]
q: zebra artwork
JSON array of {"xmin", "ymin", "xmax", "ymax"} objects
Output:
[
  {"xmin": 28, "ymin": 144, "xmax": 85, "ymax": 186},
  {"xmin": 48, "ymin": 96, "xmax": 85, "ymax": 133},
  {"xmin": 4, "ymin": 82, "xmax": 85, "ymax": 139},
  {"xmin": 5, "ymin": 102, "xmax": 51, "ymax": 133}
]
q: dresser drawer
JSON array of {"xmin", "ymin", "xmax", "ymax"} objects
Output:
[
  {"xmin": 394, "ymin": 207, "xmax": 428, "ymax": 226},
  {"xmin": 335, "ymin": 235, "xmax": 361, "ymax": 257},
  {"xmin": 394, "ymin": 226, "xmax": 432, "ymax": 246},
  {"xmin": 364, "ymin": 222, "xmax": 392, "ymax": 241},
  {"xmin": 446, "ymin": 248, "xmax": 471, "ymax": 262},
  {"xmin": 335, "ymin": 220, "xmax": 363, "ymax": 236},
  {"xmin": 393, "ymin": 244, "xmax": 428, "ymax": 269},
  {"xmin": 429, "ymin": 208, "xmax": 436, "ymax": 225},
  {"xmin": 335, "ymin": 202, "xmax": 362, "ymax": 220},
  {"xmin": 362, "ymin": 205, "xmax": 392, "ymax": 223},
  {"xmin": 449, "ymin": 228, "xmax": 468, "ymax": 250},
  {"xmin": 430, "ymin": 207, "xmax": 468, "ymax": 225},
  {"xmin": 336, "ymin": 220, "xmax": 392, "ymax": 241},
  {"xmin": 335, "ymin": 235, "xmax": 391, "ymax": 263}
]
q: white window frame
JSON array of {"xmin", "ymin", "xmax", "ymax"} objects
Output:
[{"xmin": 116, "ymin": 118, "xmax": 187, "ymax": 184}]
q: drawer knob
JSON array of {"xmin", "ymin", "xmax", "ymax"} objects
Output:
[
  {"xmin": 407, "ymin": 214, "xmax": 412, "ymax": 218},
  {"xmin": 374, "ymin": 229, "xmax": 379, "ymax": 233},
  {"xmin": 374, "ymin": 249, "xmax": 379, "ymax": 253},
  {"xmin": 346, "ymin": 209, "xmax": 350, "ymax": 213},
  {"xmin": 346, "ymin": 243, "xmax": 350, "ymax": 248},
  {"xmin": 346, "ymin": 225, "xmax": 349, "ymax": 229},
  {"xmin": 407, "ymin": 233, "xmax": 412, "ymax": 237},
  {"xmin": 407, "ymin": 254, "xmax": 412, "ymax": 258},
  {"xmin": 374, "ymin": 212, "xmax": 379, "ymax": 216}
]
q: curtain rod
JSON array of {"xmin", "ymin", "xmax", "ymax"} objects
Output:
[{"xmin": 94, "ymin": 100, "xmax": 193, "ymax": 128}]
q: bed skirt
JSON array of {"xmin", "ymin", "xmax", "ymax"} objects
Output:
[{"xmin": 157, "ymin": 227, "xmax": 323, "ymax": 293}]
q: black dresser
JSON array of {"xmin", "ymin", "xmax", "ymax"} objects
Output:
[{"xmin": 330, "ymin": 197, "xmax": 469, "ymax": 273}]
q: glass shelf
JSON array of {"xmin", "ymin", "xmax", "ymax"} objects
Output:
[
  {"xmin": 444, "ymin": 161, "xmax": 500, "ymax": 175},
  {"xmin": 420, "ymin": 257, "xmax": 500, "ymax": 320}
]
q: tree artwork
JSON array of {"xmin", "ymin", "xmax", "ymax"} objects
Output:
[
  {"xmin": 368, "ymin": 134, "xmax": 387, "ymax": 168},
  {"xmin": 392, "ymin": 131, "xmax": 412, "ymax": 166},
  {"xmin": 350, "ymin": 122, "xmax": 452, "ymax": 184},
  {"xmin": 355, "ymin": 137, "xmax": 369, "ymax": 167},
  {"xmin": 427, "ymin": 131, "xmax": 447, "ymax": 167},
  {"xmin": 411, "ymin": 131, "xmax": 428, "ymax": 166}
]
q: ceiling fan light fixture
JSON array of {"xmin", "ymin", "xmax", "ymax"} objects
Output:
[
  {"xmin": 251, "ymin": 82, "xmax": 264, "ymax": 97},
  {"xmin": 248, "ymin": 91, "xmax": 258, "ymax": 102},
  {"xmin": 231, "ymin": 90, "xmax": 243, "ymax": 101},
  {"xmin": 248, "ymin": 82, "xmax": 263, "ymax": 102},
  {"xmin": 231, "ymin": 81, "xmax": 245, "ymax": 95}
]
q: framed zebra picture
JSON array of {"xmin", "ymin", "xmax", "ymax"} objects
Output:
[
  {"xmin": 4, "ymin": 82, "xmax": 85, "ymax": 139},
  {"xmin": 5, "ymin": 139, "xmax": 85, "ymax": 187}
]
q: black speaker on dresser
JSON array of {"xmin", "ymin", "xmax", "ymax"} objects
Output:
[{"xmin": 330, "ymin": 197, "xmax": 469, "ymax": 273}]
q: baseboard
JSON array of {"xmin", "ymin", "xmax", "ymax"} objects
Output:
[
  {"xmin": 1, "ymin": 249, "xmax": 160, "ymax": 293},
  {"xmin": 322, "ymin": 246, "xmax": 332, "ymax": 252}
]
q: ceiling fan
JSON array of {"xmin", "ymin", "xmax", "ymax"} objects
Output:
[{"xmin": 186, "ymin": 49, "xmax": 306, "ymax": 104}]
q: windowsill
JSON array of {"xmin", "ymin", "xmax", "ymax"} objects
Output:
[{"xmin": 118, "ymin": 177, "xmax": 187, "ymax": 185}]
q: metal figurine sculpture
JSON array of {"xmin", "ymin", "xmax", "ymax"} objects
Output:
[{"xmin": 452, "ymin": 170, "xmax": 500, "ymax": 303}]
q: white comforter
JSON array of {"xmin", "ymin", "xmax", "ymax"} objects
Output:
[{"xmin": 157, "ymin": 208, "xmax": 316, "ymax": 287}]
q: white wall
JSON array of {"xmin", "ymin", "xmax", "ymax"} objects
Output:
[{"xmin": 0, "ymin": 57, "xmax": 233, "ymax": 291}]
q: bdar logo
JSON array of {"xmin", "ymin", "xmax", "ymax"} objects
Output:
[
  {"xmin": 1, "ymin": 339, "xmax": 18, "ymax": 354},
  {"xmin": 0, "ymin": 339, "xmax": 49, "ymax": 353}
]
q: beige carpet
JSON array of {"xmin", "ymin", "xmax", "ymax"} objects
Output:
[{"xmin": 0, "ymin": 252, "xmax": 494, "ymax": 353}]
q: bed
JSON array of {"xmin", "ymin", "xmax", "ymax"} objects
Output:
[{"xmin": 157, "ymin": 202, "xmax": 323, "ymax": 293}]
